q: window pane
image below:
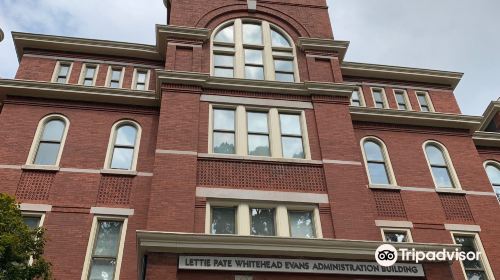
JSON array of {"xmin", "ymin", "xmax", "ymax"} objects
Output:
[
  {"xmin": 384, "ymin": 232, "xmax": 408, "ymax": 243},
  {"xmin": 115, "ymin": 125, "xmax": 137, "ymax": 146},
  {"xmin": 418, "ymin": 95, "xmax": 429, "ymax": 106},
  {"xmin": 247, "ymin": 112, "xmax": 268, "ymax": 133},
  {"xmin": 214, "ymin": 25, "xmax": 234, "ymax": 43},
  {"xmin": 84, "ymin": 79, "xmax": 94, "ymax": 86},
  {"xmin": 289, "ymin": 211, "xmax": 315, "ymax": 238},
  {"xmin": 279, "ymin": 114, "xmax": 301, "ymax": 135},
  {"xmin": 214, "ymin": 68, "xmax": 234, "ymax": 78},
  {"xmin": 243, "ymin": 23, "xmax": 262, "ymax": 45},
  {"xmin": 245, "ymin": 66, "xmax": 264, "ymax": 80},
  {"xmin": 57, "ymin": 77, "xmax": 67, "ymax": 83},
  {"xmin": 214, "ymin": 55, "xmax": 234, "ymax": 67},
  {"xmin": 271, "ymin": 29, "xmax": 290, "ymax": 47},
  {"xmin": 213, "ymin": 132, "xmax": 235, "ymax": 154},
  {"xmin": 59, "ymin": 65, "xmax": 69, "ymax": 76},
  {"xmin": 213, "ymin": 109, "xmax": 235, "ymax": 131},
  {"xmin": 495, "ymin": 187, "xmax": 500, "ymax": 201},
  {"xmin": 373, "ymin": 91, "xmax": 383, "ymax": 102},
  {"xmin": 395, "ymin": 93, "xmax": 407, "ymax": 110},
  {"xmin": 211, "ymin": 207, "xmax": 235, "ymax": 234},
  {"xmin": 110, "ymin": 148, "xmax": 134, "ymax": 170},
  {"xmin": 282, "ymin": 137, "xmax": 304, "ymax": 159},
  {"xmin": 486, "ymin": 164, "xmax": 500, "ymax": 185},
  {"xmin": 93, "ymin": 221, "xmax": 123, "ymax": 257},
  {"xmin": 89, "ymin": 258, "xmax": 116, "ymax": 280},
  {"xmin": 465, "ymin": 272, "xmax": 487, "ymax": 280},
  {"xmin": 363, "ymin": 141, "xmax": 384, "ymax": 161},
  {"xmin": 34, "ymin": 143, "xmax": 60, "ymax": 165},
  {"xmin": 367, "ymin": 162, "xmax": 390, "ymax": 185},
  {"xmin": 454, "ymin": 236, "xmax": 484, "ymax": 270},
  {"xmin": 110, "ymin": 81, "xmax": 120, "ymax": 88},
  {"xmin": 245, "ymin": 49, "xmax": 263, "ymax": 65},
  {"xmin": 425, "ymin": 145, "xmax": 447, "ymax": 165},
  {"xmin": 111, "ymin": 70, "xmax": 121, "ymax": 81},
  {"xmin": 275, "ymin": 73, "xmax": 294, "ymax": 83},
  {"xmin": 136, "ymin": 84, "xmax": 145, "ymax": 91},
  {"xmin": 420, "ymin": 105, "xmax": 430, "ymax": 112},
  {"xmin": 274, "ymin": 60, "xmax": 293, "ymax": 72},
  {"xmin": 41, "ymin": 120, "xmax": 65, "ymax": 141},
  {"xmin": 137, "ymin": 72, "xmax": 147, "ymax": 83},
  {"xmin": 250, "ymin": 208, "xmax": 275, "ymax": 236},
  {"xmin": 248, "ymin": 135, "xmax": 270, "ymax": 156},
  {"xmin": 432, "ymin": 167, "xmax": 454, "ymax": 188},
  {"xmin": 85, "ymin": 67, "xmax": 96, "ymax": 79},
  {"xmin": 351, "ymin": 100, "xmax": 361, "ymax": 107},
  {"xmin": 23, "ymin": 216, "xmax": 41, "ymax": 229}
]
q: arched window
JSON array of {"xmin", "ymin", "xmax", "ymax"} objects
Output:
[
  {"xmin": 28, "ymin": 115, "xmax": 69, "ymax": 166},
  {"xmin": 361, "ymin": 138, "xmax": 396, "ymax": 185},
  {"xmin": 485, "ymin": 162, "xmax": 500, "ymax": 201},
  {"xmin": 212, "ymin": 19, "xmax": 298, "ymax": 82},
  {"xmin": 105, "ymin": 121, "xmax": 141, "ymax": 171},
  {"xmin": 423, "ymin": 142, "xmax": 459, "ymax": 189}
]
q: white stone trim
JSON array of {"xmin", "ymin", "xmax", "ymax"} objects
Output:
[
  {"xmin": 25, "ymin": 54, "xmax": 159, "ymax": 69},
  {"xmin": 196, "ymin": 187, "xmax": 328, "ymax": 204},
  {"xmin": 201, "ymin": 94, "xmax": 313, "ymax": 109},
  {"xmin": 375, "ymin": 220, "xmax": 413, "ymax": 228},
  {"xmin": 445, "ymin": 224, "xmax": 481, "ymax": 232},
  {"xmin": 0, "ymin": 164, "xmax": 22, "ymax": 170},
  {"xmin": 247, "ymin": 0, "xmax": 257, "ymax": 11},
  {"xmin": 322, "ymin": 159, "xmax": 362, "ymax": 166},
  {"xmin": 20, "ymin": 203, "xmax": 52, "ymax": 212},
  {"xmin": 90, "ymin": 207, "xmax": 134, "ymax": 216},
  {"xmin": 156, "ymin": 149, "xmax": 198, "ymax": 156},
  {"xmin": 60, "ymin": 167, "xmax": 100, "ymax": 174},
  {"xmin": 380, "ymin": 227, "xmax": 414, "ymax": 243}
]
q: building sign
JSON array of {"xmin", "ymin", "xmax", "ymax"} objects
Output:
[{"xmin": 179, "ymin": 256, "xmax": 425, "ymax": 277}]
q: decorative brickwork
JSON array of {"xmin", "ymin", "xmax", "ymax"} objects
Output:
[
  {"xmin": 96, "ymin": 175, "xmax": 133, "ymax": 205},
  {"xmin": 16, "ymin": 171, "xmax": 55, "ymax": 201},
  {"xmin": 439, "ymin": 193, "xmax": 474, "ymax": 222},
  {"xmin": 372, "ymin": 190, "xmax": 407, "ymax": 218},
  {"xmin": 197, "ymin": 159, "xmax": 326, "ymax": 193}
]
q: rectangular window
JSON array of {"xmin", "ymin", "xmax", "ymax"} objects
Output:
[
  {"xmin": 288, "ymin": 211, "xmax": 315, "ymax": 238},
  {"xmin": 372, "ymin": 88, "xmax": 387, "ymax": 109},
  {"xmin": 382, "ymin": 229, "xmax": 411, "ymax": 243},
  {"xmin": 394, "ymin": 90, "xmax": 410, "ymax": 110},
  {"xmin": 350, "ymin": 87, "xmax": 364, "ymax": 107},
  {"xmin": 247, "ymin": 111, "xmax": 270, "ymax": 156},
  {"xmin": 244, "ymin": 49, "xmax": 264, "ymax": 80},
  {"xmin": 134, "ymin": 70, "xmax": 148, "ymax": 90},
  {"xmin": 279, "ymin": 113, "xmax": 305, "ymax": 159},
  {"xmin": 274, "ymin": 59, "xmax": 294, "ymax": 82},
  {"xmin": 22, "ymin": 215, "xmax": 42, "ymax": 229},
  {"xmin": 55, "ymin": 62, "xmax": 71, "ymax": 84},
  {"xmin": 214, "ymin": 54, "xmax": 234, "ymax": 78},
  {"xmin": 108, "ymin": 68, "xmax": 123, "ymax": 88},
  {"xmin": 453, "ymin": 233, "xmax": 492, "ymax": 280},
  {"xmin": 417, "ymin": 92, "xmax": 433, "ymax": 112},
  {"xmin": 212, "ymin": 109, "xmax": 236, "ymax": 154},
  {"xmin": 250, "ymin": 208, "xmax": 275, "ymax": 236},
  {"xmin": 81, "ymin": 65, "xmax": 97, "ymax": 86},
  {"xmin": 88, "ymin": 220, "xmax": 124, "ymax": 280},
  {"xmin": 210, "ymin": 207, "xmax": 236, "ymax": 235}
]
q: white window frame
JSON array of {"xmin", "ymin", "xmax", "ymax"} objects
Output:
[
  {"xmin": 105, "ymin": 66, "xmax": 125, "ymax": 88},
  {"xmin": 422, "ymin": 140, "xmax": 461, "ymax": 190},
  {"xmin": 103, "ymin": 120, "xmax": 142, "ymax": 172},
  {"xmin": 78, "ymin": 63, "xmax": 99, "ymax": 86},
  {"xmin": 131, "ymin": 69, "xmax": 151, "ymax": 91},
  {"xmin": 360, "ymin": 136, "xmax": 398, "ymax": 187},
  {"xmin": 350, "ymin": 86, "xmax": 365, "ymax": 107},
  {"xmin": 26, "ymin": 114, "xmax": 70, "ymax": 167},
  {"xmin": 210, "ymin": 18, "xmax": 300, "ymax": 82},
  {"xmin": 370, "ymin": 87, "xmax": 389, "ymax": 109},
  {"xmin": 393, "ymin": 89, "xmax": 412, "ymax": 111},
  {"xmin": 81, "ymin": 216, "xmax": 128, "ymax": 280},
  {"xmin": 208, "ymin": 104, "xmax": 311, "ymax": 160},
  {"xmin": 205, "ymin": 200, "xmax": 322, "ymax": 238},
  {"xmin": 21, "ymin": 212, "xmax": 45, "ymax": 228},
  {"xmin": 51, "ymin": 61, "xmax": 73, "ymax": 84},
  {"xmin": 451, "ymin": 232, "xmax": 495, "ymax": 280},
  {"xmin": 416, "ymin": 91, "xmax": 435, "ymax": 112},
  {"xmin": 381, "ymin": 228, "xmax": 413, "ymax": 243},
  {"xmin": 484, "ymin": 160, "xmax": 500, "ymax": 201}
]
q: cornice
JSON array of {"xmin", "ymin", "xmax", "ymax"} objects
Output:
[
  {"xmin": 156, "ymin": 70, "xmax": 356, "ymax": 97},
  {"xmin": 136, "ymin": 231, "xmax": 459, "ymax": 261},
  {"xmin": 297, "ymin": 38, "xmax": 350, "ymax": 62},
  {"xmin": 350, "ymin": 107, "xmax": 482, "ymax": 132},
  {"xmin": 12, "ymin": 32, "xmax": 162, "ymax": 62},
  {"xmin": 0, "ymin": 79, "xmax": 159, "ymax": 107},
  {"xmin": 473, "ymin": 131, "xmax": 500, "ymax": 148},
  {"xmin": 341, "ymin": 62, "xmax": 464, "ymax": 89},
  {"xmin": 478, "ymin": 100, "xmax": 500, "ymax": 131},
  {"xmin": 155, "ymin": 25, "xmax": 211, "ymax": 58}
]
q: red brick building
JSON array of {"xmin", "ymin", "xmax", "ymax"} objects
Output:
[{"xmin": 1, "ymin": 0, "xmax": 500, "ymax": 279}]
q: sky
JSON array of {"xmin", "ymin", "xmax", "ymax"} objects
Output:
[{"xmin": 0, "ymin": 0, "xmax": 498, "ymax": 116}]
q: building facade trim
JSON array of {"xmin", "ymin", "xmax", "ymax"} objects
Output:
[
  {"xmin": 196, "ymin": 187, "xmax": 329, "ymax": 203},
  {"xmin": 90, "ymin": 207, "xmax": 135, "ymax": 216},
  {"xmin": 200, "ymin": 94, "xmax": 314, "ymax": 109},
  {"xmin": 20, "ymin": 203, "xmax": 53, "ymax": 212}
]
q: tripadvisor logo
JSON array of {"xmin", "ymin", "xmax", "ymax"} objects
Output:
[{"xmin": 375, "ymin": 244, "xmax": 481, "ymax": 266}]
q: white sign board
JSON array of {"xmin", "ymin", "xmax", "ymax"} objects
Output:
[{"xmin": 179, "ymin": 256, "xmax": 425, "ymax": 277}]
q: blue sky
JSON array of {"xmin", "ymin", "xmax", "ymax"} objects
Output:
[{"xmin": 0, "ymin": 0, "xmax": 498, "ymax": 115}]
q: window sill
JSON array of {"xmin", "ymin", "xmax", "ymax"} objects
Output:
[
  {"xmin": 21, "ymin": 165, "xmax": 60, "ymax": 172},
  {"xmin": 100, "ymin": 169, "xmax": 138, "ymax": 176},
  {"xmin": 368, "ymin": 184, "xmax": 402, "ymax": 191},
  {"xmin": 198, "ymin": 153, "xmax": 322, "ymax": 165},
  {"xmin": 435, "ymin": 188, "xmax": 466, "ymax": 195}
]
